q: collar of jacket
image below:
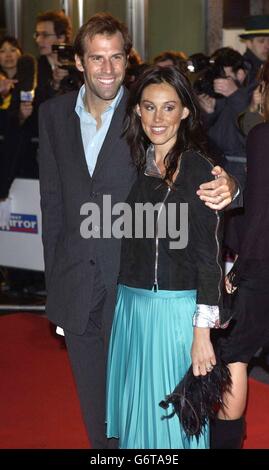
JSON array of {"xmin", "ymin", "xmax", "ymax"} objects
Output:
[{"xmin": 144, "ymin": 144, "xmax": 163, "ymax": 179}]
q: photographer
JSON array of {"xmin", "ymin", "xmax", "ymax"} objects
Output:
[
  {"xmin": 197, "ymin": 48, "xmax": 251, "ymax": 188},
  {"xmin": 34, "ymin": 10, "xmax": 81, "ymax": 104}
]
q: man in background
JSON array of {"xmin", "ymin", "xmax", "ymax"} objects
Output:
[
  {"xmin": 34, "ymin": 10, "xmax": 72, "ymax": 101},
  {"xmin": 240, "ymin": 15, "xmax": 269, "ymax": 85}
]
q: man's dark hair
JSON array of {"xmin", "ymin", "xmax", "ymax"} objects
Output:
[
  {"xmin": 211, "ymin": 47, "xmax": 248, "ymax": 73},
  {"xmin": 36, "ymin": 10, "xmax": 72, "ymax": 44},
  {"xmin": 74, "ymin": 12, "xmax": 132, "ymax": 60}
]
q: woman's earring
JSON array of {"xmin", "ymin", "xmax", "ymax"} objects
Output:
[{"xmin": 136, "ymin": 105, "xmax": 141, "ymax": 118}]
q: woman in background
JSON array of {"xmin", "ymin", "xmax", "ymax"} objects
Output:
[
  {"xmin": 0, "ymin": 36, "xmax": 22, "ymax": 111},
  {"xmin": 211, "ymin": 59, "xmax": 269, "ymax": 449}
]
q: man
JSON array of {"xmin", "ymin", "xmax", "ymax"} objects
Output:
[
  {"xmin": 240, "ymin": 15, "xmax": 269, "ymax": 85},
  {"xmin": 39, "ymin": 13, "xmax": 237, "ymax": 449},
  {"xmin": 34, "ymin": 10, "xmax": 73, "ymax": 100},
  {"xmin": 198, "ymin": 47, "xmax": 250, "ymax": 188}
]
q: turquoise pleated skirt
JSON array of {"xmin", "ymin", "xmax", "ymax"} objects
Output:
[{"xmin": 106, "ymin": 284, "xmax": 209, "ymax": 449}]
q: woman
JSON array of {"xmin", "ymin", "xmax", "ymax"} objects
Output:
[
  {"xmin": 211, "ymin": 60, "xmax": 269, "ymax": 449},
  {"xmin": 0, "ymin": 36, "xmax": 22, "ymax": 111},
  {"xmin": 106, "ymin": 66, "xmax": 225, "ymax": 449}
]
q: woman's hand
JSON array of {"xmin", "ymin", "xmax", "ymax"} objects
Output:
[
  {"xmin": 19, "ymin": 101, "xmax": 33, "ymax": 123},
  {"xmin": 225, "ymin": 274, "xmax": 238, "ymax": 293},
  {"xmin": 0, "ymin": 76, "xmax": 17, "ymax": 97},
  {"xmin": 249, "ymin": 84, "xmax": 263, "ymax": 114},
  {"xmin": 191, "ymin": 327, "xmax": 216, "ymax": 376}
]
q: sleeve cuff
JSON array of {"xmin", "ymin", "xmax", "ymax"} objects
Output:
[
  {"xmin": 192, "ymin": 304, "xmax": 220, "ymax": 328},
  {"xmin": 232, "ymin": 186, "xmax": 240, "ymax": 202}
]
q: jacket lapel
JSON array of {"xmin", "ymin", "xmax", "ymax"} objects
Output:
[
  {"xmin": 66, "ymin": 88, "xmax": 128, "ymax": 182},
  {"xmin": 67, "ymin": 99, "xmax": 92, "ymax": 182}
]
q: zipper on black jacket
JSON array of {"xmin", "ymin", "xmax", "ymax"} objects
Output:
[{"xmin": 153, "ymin": 187, "xmax": 171, "ymax": 291}]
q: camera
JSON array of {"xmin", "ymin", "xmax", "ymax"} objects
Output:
[
  {"xmin": 187, "ymin": 53, "xmax": 226, "ymax": 98},
  {"xmin": 190, "ymin": 48, "xmax": 248, "ymax": 99},
  {"xmin": 193, "ymin": 63, "xmax": 227, "ymax": 99},
  {"xmin": 52, "ymin": 43, "xmax": 75, "ymax": 70},
  {"xmin": 187, "ymin": 53, "xmax": 212, "ymax": 74},
  {"xmin": 51, "ymin": 43, "xmax": 83, "ymax": 93}
]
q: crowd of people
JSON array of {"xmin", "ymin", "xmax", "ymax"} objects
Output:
[{"xmin": 1, "ymin": 9, "xmax": 269, "ymax": 449}]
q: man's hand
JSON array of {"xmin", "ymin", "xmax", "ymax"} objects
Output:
[
  {"xmin": 196, "ymin": 165, "xmax": 237, "ymax": 210},
  {"xmin": 198, "ymin": 93, "xmax": 216, "ymax": 114},
  {"xmin": 213, "ymin": 77, "xmax": 238, "ymax": 97},
  {"xmin": 51, "ymin": 65, "xmax": 69, "ymax": 90}
]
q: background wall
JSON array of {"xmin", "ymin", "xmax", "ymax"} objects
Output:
[
  {"xmin": 21, "ymin": 0, "xmax": 60, "ymax": 55},
  {"xmin": 83, "ymin": 0, "xmax": 126, "ymax": 22},
  {"xmin": 148, "ymin": 0, "xmax": 205, "ymax": 61},
  {"xmin": 6, "ymin": 0, "xmax": 269, "ymax": 61},
  {"xmin": 1, "ymin": 0, "xmax": 205, "ymax": 61}
]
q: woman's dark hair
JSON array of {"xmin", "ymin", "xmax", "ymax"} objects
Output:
[
  {"xmin": 125, "ymin": 65, "xmax": 207, "ymax": 183},
  {"xmin": 0, "ymin": 36, "xmax": 22, "ymax": 53},
  {"xmin": 0, "ymin": 36, "xmax": 22, "ymax": 77}
]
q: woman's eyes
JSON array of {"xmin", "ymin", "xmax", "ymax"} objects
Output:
[
  {"xmin": 144, "ymin": 105, "xmax": 175, "ymax": 111},
  {"xmin": 165, "ymin": 106, "xmax": 175, "ymax": 111}
]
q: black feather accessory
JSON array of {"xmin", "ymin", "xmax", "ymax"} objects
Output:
[{"xmin": 159, "ymin": 361, "xmax": 232, "ymax": 440}]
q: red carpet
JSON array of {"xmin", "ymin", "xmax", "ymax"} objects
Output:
[
  {"xmin": 244, "ymin": 378, "xmax": 269, "ymax": 449},
  {"xmin": 0, "ymin": 313, "xmax": 268, "ymax": 449},
  {"xmin": 0, "ymin": 314, "xmax": 89, "ymax": 449}
]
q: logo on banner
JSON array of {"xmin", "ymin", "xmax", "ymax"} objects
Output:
[{"xmin": 0, "ymin": 213, "xmax": 38, "ymax": 233}]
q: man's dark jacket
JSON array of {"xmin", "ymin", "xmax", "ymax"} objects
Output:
[{"xmin": 38, "ymin": 89, "xmax": 137, "ymax": 335}]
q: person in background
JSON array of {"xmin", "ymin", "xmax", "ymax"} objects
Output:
[
  {"xmin": 211, "ymin": 59, "xmax": 269, "ymax": 449},
  {"xmin": 34, "ymin": 10, "xmax": 73, "ymax": 101},
  {"xmin": 198, "ymin": 47, "xmax": 250, "ymax": 189},
  {"xmin": 106, "ymin": 65, "xmax": 229, "ymax": 449},
  {"xmin": 38, "ymin": 12, "xmax": 238, "ymax": 449},
  {"xmin": 0, "ymin": 36, "xmax": 24, "ymax": 214},
  {"xmin": 0, "ymin": 37, "xmax": 22, "ymax": 130},
  {"xmin": 240, "ymin": 15, "xmax": 269, "ymax": 86},
  {"xmin": 153, "ymin": 50, "xmax": 188, "ymax": 70},
  {"xmin": 124, "ymin": 47, "xmax": 147, "ymax": 88},
  {"xmin": 0, "ymin": 33, "xmax": 38, "ymax": 204},
  {"xmin": 238, "ymin": 63, "xmax": 269, "ymax": 136}
]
